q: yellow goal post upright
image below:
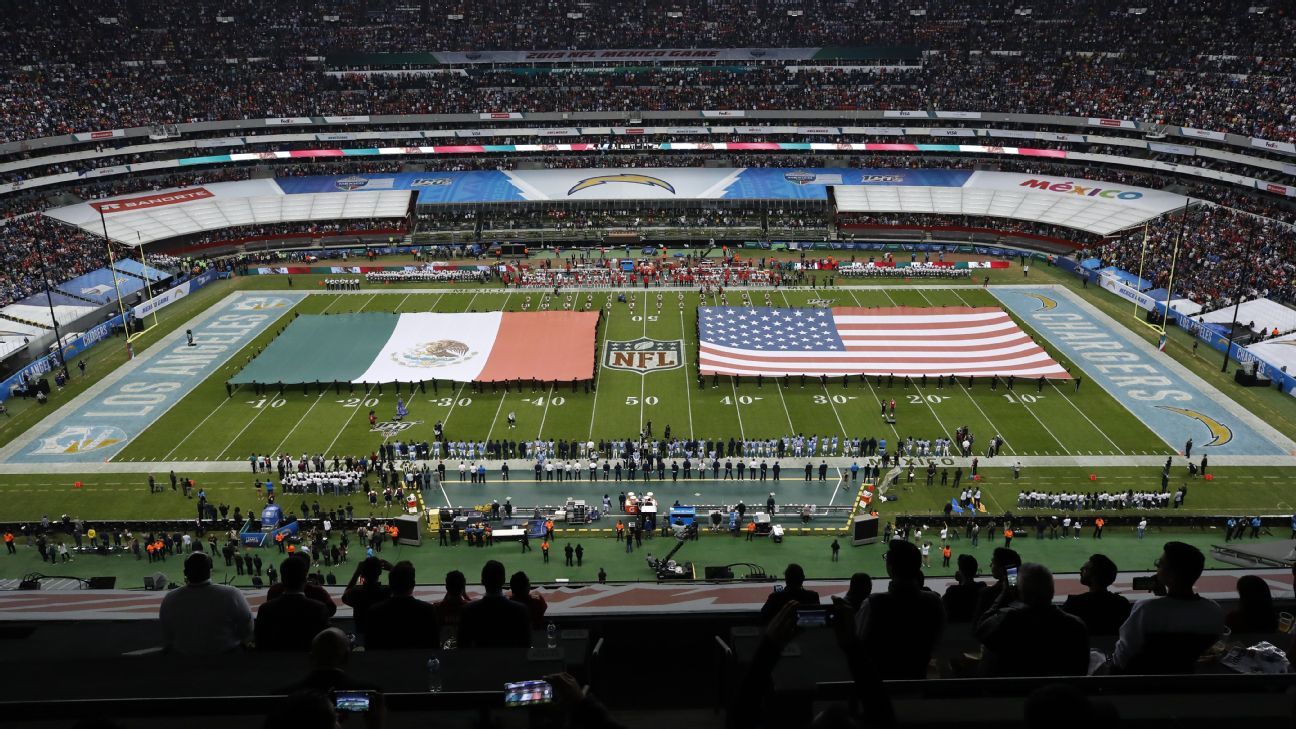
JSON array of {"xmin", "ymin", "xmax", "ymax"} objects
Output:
[
  {"xmin": 1129, "ymin": 201, "xmax": 1194, "ymax": 349},
  {"xmin": 99, "ymin": 211, "xmax": 159, "ymax": 359}
]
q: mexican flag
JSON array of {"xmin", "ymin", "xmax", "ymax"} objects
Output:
[{"xmin": 230, "ymin": 311, "xmax": 599, "ymax": 385}]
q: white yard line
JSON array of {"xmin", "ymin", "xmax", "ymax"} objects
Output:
[
  {"xmin": 818, "ymin": 384, "xmax": 848, "ymax": 439},
  {"xmin": 729, "ymin": 377, "xmax": 748, "ymax": 441},
  {"xmin": 910, "ymin": 381, "xmax": 957, "ymax": 443},
  {"xmin": 1049, "ymin": 381, "xmax": 1125, "ymax": 454},
  {"xmin": 953, "ymin": 379, "xmax": 1020, "ymax": 455},
  {"xmin": 323, "ymin": 384, "xmax": 376, "ymax": 456},
  {"xmin": 485, "ymin": 391, "xmax": 508, "ymax": 442},
  {"xmin": 845, "ymin": 288, "xmax": 901, "ymax": 439},
  {"xmin": 272, "ymin": 391, "xmax": 329, "ymax": 454},
  {"xmin": 639, "ymin": 292, "xmax": 649, "ymax": 430},
  {"xmin": 393, "ymin": 293, "xmax": 413, "ymax": 312},
  {"xmin": 536, "ymin": 384, "xmax": 557, "ymax": 438},
  {"xmin": 442, "ymin": 383, "xmax": 469, "ymax": 428},
  {"xmin": 587, "ymin": 301, "xmax": 613, "ymax": 440},
  {"xmin": 678, "ymin": 304, "xmax": 695, "ymax": 440},
  {"xmin": 214, "ymin": 391, "xmax": 282, "ymax": 460},
  {"xmin": 162, "ymin": 387, "xmax": 237, "ymax": 461}
]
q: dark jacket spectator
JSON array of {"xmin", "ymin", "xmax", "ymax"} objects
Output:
[
  {"xmin": 366, "ymin": 561, "xmax": 440, "ymax": 650},
  {"xmin": 510, "ymin": 571, "xmax": 549, "ymax": 629},
  {"xmin": 1062, "ymin": 554, "xmax": 1131, "ymax": 636},
  {"xmin": 941, "ymin": 554, "xmax": 987, "ymax": 623},
  {"xmin": 974, "ymin": 547, "xmax": 1021, "ymax": 622},
  {"xmin": 852, "ymin": 540, "xmax": 944, "ymax": 679},
  {"xmin": 256, "ymin": 556, "xmax": 330, "ymax": 651},
  {"xmin": 759, "ymin": 563, "xmax": 822, "ymax": 623},
  {"xmin": 341, "ymin": 557, "xmax": 391, "ymax": 638},
  {"xmin": 459, "ymin": 560, "xmax": 531, "ymax": 648},
  {"xmin": 433, "ymin": 569, "xmax": 472, "ymax": 626}
]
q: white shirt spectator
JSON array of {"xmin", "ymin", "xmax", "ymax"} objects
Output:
[{"xmin": 159, "ymin": 580, "xmax": 253, "ymax": 655}]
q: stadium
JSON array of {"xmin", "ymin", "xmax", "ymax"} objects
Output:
[{"xmin": 1, "ymin": 1, "xmax": 1295, "ymax": 726}]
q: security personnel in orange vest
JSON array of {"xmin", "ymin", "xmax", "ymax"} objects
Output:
[
  {"xmin": 545, "ymin": 519, "xmax": 555, "ymax": 540},
  {"xmin": 4, "ymin": 531, "xmax": 15, "ymax": 554},
  {"xmin": 1003, "ymin": 527, "xmax": 1014, "ymax": 548},
  {"xmin": 541, "ymin": 540, "xmax": 550, "ymax": 562},
  {"xmin": 615, "ymin": 521, "xmax": 625, "ymax": 541},
  {"xmin": 274, "ymin": 531, "xmax": 286, "ymax": 552},
  {"xmin": 1093, "ymin": 517, "xmax": 1105, "ymax": 540},
  {"xmin": 746, "ymin": 521, "xmax": 757, "ymax": 541}
]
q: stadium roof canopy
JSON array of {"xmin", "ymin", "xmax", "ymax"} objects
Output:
[
  {"xmin": 832, "ymin": 171, "xmax": 1186, "ymax": 236},
  {"xmin": 47, "ymin": 179, "xmax": 410, "ymax": 245},
  {"xmin": 45, "ymin": 169, "xmax": 1186, "ymax": 243}
]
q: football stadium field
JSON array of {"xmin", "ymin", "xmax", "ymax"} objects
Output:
[{"xmin": 87, "ymin": 285, "xmax": 1174, "ymax": 463}]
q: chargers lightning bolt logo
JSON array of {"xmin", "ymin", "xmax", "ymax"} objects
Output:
[
  {"xmin": 567, "ymin": 174, "xmax": 676, "ymax": 196},
  {"xmin": 1156, "ymin": 406, "xmax": 1233, "ymax": 447},
  {"xmin": 1020, "ymin": 293, "xmax": 1058, "ymax": 311}
]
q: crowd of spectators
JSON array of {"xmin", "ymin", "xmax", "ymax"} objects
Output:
[
  {"xmin": 0, "ymin": 214, "xmax": 128, "ymax": 309},
  {"xmin": 0, "ymin": 2, "xmax": 1292, "ymax": 145},
  {"xmin": 1090, "ymin": 205, "xmax": 1296, "ymax": 306}
]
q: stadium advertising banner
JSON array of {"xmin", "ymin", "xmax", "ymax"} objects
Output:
[
  {"xmin": 72, "ymin": 129, "xmax": 125, "ymax": 142},
  {"xmin": 961, "ymin": 171, "xmax": 1187, "ymax": 214},
  {"xmin": 131, "ymin": 270, "xmax": 219, "ymax": 320}
]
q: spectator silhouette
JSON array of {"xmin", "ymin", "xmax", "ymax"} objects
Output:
[
  {"xmin": 366, "ymin": 561, "xmax": 440, "ymax": 650},
  {"xmin": 976, "ymin": 563, "xmax": 1089, "ymax": 676},
  {"xmin": 433, "ymin": 569, "xmax": 472, "ymax": 627},
  {"xmin": 974, "ymin": 547, "xmax": 1021, "ymax": 621},
  {"xmin": 159, "ymin": 552, "xmax": 252, "ymax": 655},
  {"xmin": 941, "ymin": 554, "xmax": 987, "ymax": 623},
  {"xmin": 1226, "ymin": 574, "xmax": 1278, "ymax": 634},
  {"xmin": 341, "ymin": 557, "xmax": 391, "ymax": 641},
  {"xmin": 758, "ymin": 563, "xmax": 822, "ymax": 623},
  {"xmin": 510, "ymin": 571, "xmax": 549, "ymax": 629},
  {"xmin": 255, "ymin": 555, "xmax": 330, "ymax": 651},
  {"xmin": 458, "ymin": 560, "xmax": 531, "ymax": 648},
  {"xmin": 848, "ymin": 540, "xmax": 944, "ymax": 680},
  {"xmin": 1061, "ymin": 554, "xmax": 1131, "ymax": 636},
  {"xmin": 1108, "ymin": 542, "xmax": 1225, "ymax": 673}
]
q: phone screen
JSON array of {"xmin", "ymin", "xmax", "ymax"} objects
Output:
[
  {"xmin": 504, "ymin": 680, "xmax": 554, "ymax": 707},
  {"xmin": 796, "ymin": 609, "xmax": 828, "ymax": 628},
  {"xmin": 1006, "ymin": 567, "xmax": 1018, "ymax": 587},
  {"xmin": 334, "ymin": 691, "xmax": 372, "ymax": 713}
]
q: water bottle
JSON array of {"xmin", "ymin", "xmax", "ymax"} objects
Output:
[
  {"xmin": 426, "ymin": 656, "xmax": 442, "ymax": 692},
  {"xmin": 546, "ymin": 621, "xmax": 558, "ymax": 649}
]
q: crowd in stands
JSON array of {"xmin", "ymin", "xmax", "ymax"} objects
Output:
[
  {"xmin": 1090, "ymin": 205, "xmax": 1296, "ymax": 306},
  {"xmin": 0, "ymin": 214, "xmax": 129, "ymax": 309},
  {"xmin": 0, "ymin": 2, "xmax": 1293, "ymax": 145}
]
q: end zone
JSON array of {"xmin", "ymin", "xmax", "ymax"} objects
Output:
[{"xmin": 0, "ymin": 292, "xmax": 305, "ymax": 465}]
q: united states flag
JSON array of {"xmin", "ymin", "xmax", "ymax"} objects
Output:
[{"xmin": 697, "ymin": 306, "xmax": 1070, "ymax": 378}]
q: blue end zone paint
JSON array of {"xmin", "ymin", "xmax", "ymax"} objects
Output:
[
  {"xmin": 7, "ymin": 293, "xmax": 305, "ymax": 464},
  {"xmin": 993, "ymin": 287, "xmax": 1284, "ymax": 456}
]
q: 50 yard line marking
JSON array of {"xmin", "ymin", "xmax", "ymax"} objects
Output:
[
  {"xmin": 587, "ymin": 295, "xmax": 614, "ymax": 440},
  {"xmin": 638, "ymin": 292, "xmax": 649, "ymax": 431}
]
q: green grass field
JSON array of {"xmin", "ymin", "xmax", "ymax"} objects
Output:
[
  {"xmin": 3, "ymin": 255, "xmax": 1295, "ymax": 587},
  {"xmin": 112, "ymin": 285, "xmax": 1169, "ymax": 463}
]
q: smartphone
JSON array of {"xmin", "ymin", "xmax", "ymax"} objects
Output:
[
  {"xmin": 334, "ymin": 690, "xmax": 373, "ymax": 714},
  {"xmin": 504, "ymin": 680, "xmax": 554, "ymax": 708},
  {"xmin": 1006, "ymin": 566, "xmax": 1018, "ymax": 588},
  {"xmin": 796, "ymin": 609, "xmax": 829, "ymax": 628},
  {"xmin": 773, "ymin": 584, "xmax": 785, "ymax": 593},
  {"xmin": 1131, "ymin": 576, "xmax": 1156, "ymax": 592}
]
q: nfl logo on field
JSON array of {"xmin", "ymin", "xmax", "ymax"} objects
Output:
[{"xmin": 604, "ymin": 338, "xmax": 683, "ymax": 373}]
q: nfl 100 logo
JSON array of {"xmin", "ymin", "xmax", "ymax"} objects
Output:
[{"xmin": 604, "ymin": 338, "xmax": 683, "ymax": 373}]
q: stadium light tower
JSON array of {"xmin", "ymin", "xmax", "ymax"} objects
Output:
[{"xmin": 1221, "ymin": 217, "xmax": 1258, "ymax": 373}]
